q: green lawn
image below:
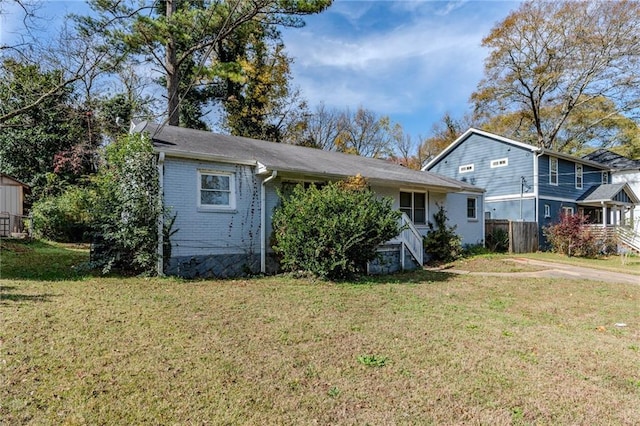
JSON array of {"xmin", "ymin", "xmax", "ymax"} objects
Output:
[{"xmin": 2, "ymin": 241, "xmax": 640, "ymax": 424}]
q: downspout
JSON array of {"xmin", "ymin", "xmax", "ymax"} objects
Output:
[
  {"xmin": 533, "ymin": 149, "xmax": 544, "ymax": 222},
  {"xmin": 156, "ymin": 152, "xmax": 165, "ymax": 276},
  {"xmin": 261, "ymin": 170, "xmax": 278, "ymax": 273}
]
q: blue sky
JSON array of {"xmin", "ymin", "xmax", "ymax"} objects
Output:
[
  {"xmin": 1, "ymin": 0, "xmax": 520, "ymax": 140},
  {"xmin": 281, "ymin": 0, "xmax": 520, "ymax": 139}
]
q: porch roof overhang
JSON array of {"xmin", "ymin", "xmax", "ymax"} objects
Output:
[{"xmin": 577, "ymin": 183, "xmax": 639, "ymax": 207}]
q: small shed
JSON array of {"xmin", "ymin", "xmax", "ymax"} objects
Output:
[{"xmin": 0, "ymin": 173, "xmax": 29, "ymax": 236}]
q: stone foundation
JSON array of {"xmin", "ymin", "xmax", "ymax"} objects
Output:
[
  {"xmin": 367, "ymin": 244, "xmax": 420, "ymax": 275},
  {"xmin": 166, "ymin": 245, "xmax": 420, "ymax": 279},
  {"xmin": 166, "ymin": 253, "xmax": 279, "ymax": 279}
]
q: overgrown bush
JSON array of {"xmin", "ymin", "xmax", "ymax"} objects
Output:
[
  {"xmin": 271, "ymin": 176, "xmax": 401, "ymax": 280},
  {"xmin": 423, "ymin": 204, "xmax": 462, "ymax": 263},
  {"xmin": 31, "ymin": 186, "xmax": 93, "ymax": 242},
  {"xmin": 543, "ymin": 213, "xmax": 604, "ymax": 257},
  {"xmin": 89, "ymin": 133, "xmax": 161, "ymax": 275},
  {"xmin": 486, "ymin": 227, "xmax": 509, "ymax": 253}
]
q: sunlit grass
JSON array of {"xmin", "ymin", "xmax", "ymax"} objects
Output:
[{"xmin": 1, "ymin": 240, "xmax": 639, "ymax": 424}]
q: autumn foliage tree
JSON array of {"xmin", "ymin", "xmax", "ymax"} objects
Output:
[{"xmin": 472, "ymin": 0, "xmax": 640, "ymax": 152}]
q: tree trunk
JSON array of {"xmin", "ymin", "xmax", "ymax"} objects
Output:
[{"xmin": 166, "ymin": 0, "xmax": 179, "ymax": 126}]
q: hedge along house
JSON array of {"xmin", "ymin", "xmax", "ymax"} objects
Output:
[
  {"xmin": 425, "ymin": 128, "xmax": 639, "ymax": 247},
  {"xmin": 133, "ymin": 122, "xmax": 484, "ymax": 278}
]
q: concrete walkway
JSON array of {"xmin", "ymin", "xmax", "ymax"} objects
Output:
[{"xmin": 438, "ymin": 258, "xmax": 640, "ymax": 286}]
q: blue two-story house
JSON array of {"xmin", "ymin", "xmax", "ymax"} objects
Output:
[{"xmin": 425, "ymin": 128, "xmax": 639, "ymax": 245}]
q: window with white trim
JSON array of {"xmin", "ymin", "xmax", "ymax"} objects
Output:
[
  {"xmin": 459, "ymin": 164, "xmax": 474, "ymax": 173},
  {"xmin": 601, "ymin": 171, "xmax": 608, "ymax": 184},
  {"xmin": 400, "ymin": 191, "xmax": 426, "ymax": 225},
  {"xmin": 490, "ymin": 158, "xmax": 508, "ymax": 168},
  {"xmin": 198, "ymin": 170, "xmax": 235, "ymax": 209},
  {"xmin": 575, "ymin": 164, "xmax": 583, "ymax": 189},
  {"xmin": 466, "ymin": 197, "xmax": 477, "ymax": 220},
  {"xmin": 562, "ymin": 206, "xmax": 574, "ymax": 216},
  {"xmin": 549, "ymin": 157, "xmax": 558, "ymax": 185},
  {"xmin": 544, "ymin": 204, "xmax": 551, "ymax": 218}
]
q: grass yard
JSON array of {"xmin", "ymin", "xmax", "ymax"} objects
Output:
[{"xmin": 1, "ymin": 241, "xmax": 640, "ymax": 424}]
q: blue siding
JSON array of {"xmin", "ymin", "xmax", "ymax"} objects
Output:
[
  {"xmin": 537, "ymin": 199, "xmax": 578, "ymax": 248},
  {"xmin": 539, "ymin": 154, "xmax": 605, "ymax": 200},
  {"xmin": 429, "ymin": 133, "xmax": 534, "ymax": 198}
]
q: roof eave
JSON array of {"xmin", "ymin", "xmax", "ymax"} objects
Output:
[{"xmin": 155, "ymin": 148, "xmax": 258, "ymax": 167}]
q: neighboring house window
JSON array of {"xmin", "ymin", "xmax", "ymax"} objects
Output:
[
  {"xmin": 490, "ymin": 158, "xmax": 508, "ymax": 168},
  {"xmin": 575, "ymin": 164, "xmax": 583, "ymax": 189},
  {"xmin": 466, "ymin": 197, "xmax": 477, "ymax": 220},
  {"xmin": 198, "ymin": 170, "xmax": 235, "ymax": 209},
  {"xmin": 549, "ymin": 157, "xmax": 558, "ymax": 185},
  {"xmin": 544, "ymin": 204, "xmax": 551, "ymax": 218},
  {"xmin": 562, "ymin": 206, "xmax": 574, "ymax": 215},
  {"xmin": 601, "ymin": 171, "xmax": 608, "ymax": 184},
  {"xmin": 400, "ymin": 191, "xmax": 426, "ymax": 224},
  {"xmin": 459, "ymin": 164, "xmax": 474, "ymax": 173}
]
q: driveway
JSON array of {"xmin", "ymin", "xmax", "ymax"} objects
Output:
[{"xmin": 442, "ymin": 258, "xmax": 640, "ymax": 286}]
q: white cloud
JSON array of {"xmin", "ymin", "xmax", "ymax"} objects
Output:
[{"xmin": 282, "ymin": 1, "xmax": 517, "ymax": 135}]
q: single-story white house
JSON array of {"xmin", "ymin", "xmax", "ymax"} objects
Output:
[{"xmin": 133, "ymin": 122, "xmax": 485, "ymax": 278}]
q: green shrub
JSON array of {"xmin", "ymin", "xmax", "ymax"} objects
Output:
[
  {"xmin": 423, "ymin": 204, "xmax": 462, "ymax": 263},
  {"xmin": 486, "ymin": 227, "xmax": 509, "ymax": 253},
  {"xmin": 31, "ymin": 186, "xmax": 93, "ymax": 242},
  {"xmin": 89, "ymin": 133, "xmax": 161, "ymax": 275},
  {"xmin": 271, "ymin": 177, "xmax": 401, "ymax": 280}
]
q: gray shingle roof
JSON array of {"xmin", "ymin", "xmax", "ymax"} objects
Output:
[
  {"xmin": 583, "ymin": 149, "xmax": 640, "ymax": 171},
  {"xmin": 134, "ymin": 122, "xmax": 482, "ymax": 193},
  {"xmin": 577, "ymin": 183, "xmax": 638, "ymax": 203}
]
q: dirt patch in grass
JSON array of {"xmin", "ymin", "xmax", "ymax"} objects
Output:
[{"xmin": 443, "ymin": 254, "xmax": 547, "ymax": 273}]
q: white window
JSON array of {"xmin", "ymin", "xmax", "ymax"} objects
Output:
[
  {"xmin": 575, "ymin": 164, "xmax": 583, "ymax": 189},
  {"xmin": 459, "ymin": 164, "xmax": 474, "ymax": 173},
  {"xmin": 601, "ymin": 171, "xmax": 608, "ymax": 184},
  {"xmin": 544, "ymin": 204, "xmax": 551, "ymax": 218},
  {"xmin": 467, "ymin": 197, "xmax": 477, "ymax": 220},
  {"xmin": 198, "ymin": 170, "xmax": 235, "ymax": 209},
  {"xmin": 400, "ymin": 191, "xmax": 426, "ymax": 225},
  {"xmin": 490, "ymin": 158, "xmax": 508, "ymax": 168},
  {"xmin": 549, "ymin": 157, "xmax": 558, "ymax": 186},
  {"xmin": 562, "ymin": 206, "xmax": 574, "ymax": 216}
]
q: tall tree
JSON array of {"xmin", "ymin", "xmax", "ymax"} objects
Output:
[
  {"xmin": 297, "ymin": 102, "xmax": 342, "ymax": 150},
  {"xmin": 0, "ymin": 59, "xmax": 90, "ymax": 198},
  {"xmin": 77, "ymin": 0, "xmax": 331, "ymax": 127},
  {"xmin": 471, "ymin": 0, "xmax": 640, "ymax": 152},
  {"xmin": 1, "ymin": 7, "xmax": 120, "ymax": 127},
  {"xmin": 419, "ymin": 112, "xmax": 466, "ymax": 160},
  {"xmin": 335, "ymin": 107, "xmax": 393, "ymax": 158},
  {"xmin": 220, "ymin": 25, "xmax": 307, "ymax": 142}
]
